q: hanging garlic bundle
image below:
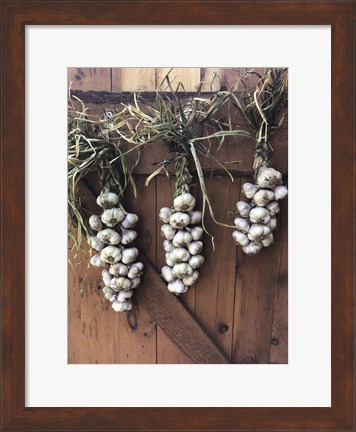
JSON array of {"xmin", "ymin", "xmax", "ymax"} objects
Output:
[
  {"xmin": 159, "ymin": 155, "xmax": 204, "ymax": 295},
  {"xmin": 233, "ymin": 167, "xmax": 288, "ymax": 255},
  {"xmin": 230, "ymin": 68, "xmax": 288, "ymax": 255},
  {"xmin": 89, "ymin": 188, "xmax": 143, "ymax": 312}
]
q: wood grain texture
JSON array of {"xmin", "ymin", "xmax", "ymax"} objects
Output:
[
  {"xmin": 155, "ymin": 67, "xmax": 201, "ymax": 91},
  {"xmin": 1, "ymin": 1, "xmax": 354, "ymax": 431},
  {"xmin": 112, "ymin": 68, "xmax": 155, "ymax": 92},
  {"xmin": 68, "ymin": 67, "xmax": 111, "ymax": 91}
]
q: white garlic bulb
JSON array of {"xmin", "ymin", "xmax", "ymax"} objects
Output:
[
  {"xmin": 243, "ymin": 241, "xmax": 262, "ymax": 255},
  {"xmin": 183, "ymin": 270, "xmax": 199, "ymax": 286},
  {"xmin": 97, "ymin": 228, "xmax": 121, "ymax": 245},
  {"xmin": 163, "ymin": 240, "xmax": 175, "ymax": 252},
  {"xmin": 90, "ymin": 235, "xmax": 105, "ymax": 251},
  {"xmin": 187, "ymin": 241, "xmax": 203, "ymax": 255},
  {"xmin": 100, "ymin": 246, "xmax": 122, "ymax": 264},
  {"xmin": 101, "ymin": 208, "xmax": 125, "ymax": 227},
  {"xmin": 121, "ymin": 247, "xmax": 139, "ymax": 264},
  {"xmin": 173, "ymin": 193, "xmax": 196, "ymax": 211},
  {"xmin": 261, "ymin": 232, "xmax": 274, "ymax": 247},
  {"xmin": 266, "ymin": 201, "xmax": 280, "ymax": 216},
  {"xmin": 234, "ymin": 217, "xmax": 250, "ymax": 233},
  {"xmin": 89, "ymin": 215, "xmax": 102, "ymax": 232},
  {"xmin": 232, "ymin": 230, "xmax": 250, "ymax": 246},
  {"xmin": 112, "ymin": 300, "xmax": 132, "ymax": 312},
  {"xmin": 103, "ymin": 287, "xmax": 116, "ymax": 302},
  {"xmin": 168, "ymin": 279, "xmax": 188, "ymax": 295},
  {"xmin": 189, "ymin": 210, "xmax": 202, "ymax": 224},
  {"xmin": 110, "ymin": 276, "xmax": 131, "ymax": 291},
  {"xmin": 247, "ymin": 224, "xmax": 265, "ymax": 241},
  {"xmin": 169, "ymin": 248, "xmax": 191, "ymax": 263},
  {"xmin": 120, "ymin": 228, "xmax": 137, "ymax": 245},
  {"xmin": 169, "ymin": 212, "xmax": 190, "ymax": 229},
  {"xmin": 256, "ymin": 167, "xmax": 282, "ymax": 188},
  {"xmin": 121, "ymin": 212, "xmax": 139, "ymax": 229},
  {"xmin": 172, "ymin": 230, "xmax": 192, "ymax": 247},
  {"xmin": 116, "ymin": 289, "xmax": 133, "ymax": 302},
  {"xmin": 165, "ymin": 253, "xmax": 175, "ymax": 267},
  {"xmin": 273, "ymin": 185, "xmax": 288, "ymax": 200},
  {"xmin": 252, "ymin": 189, "xmax": 275, "ymax": 207},
  {"xmin": 162, "ymin": 265, "xmax": 174, "ymax": 283},
  {"xmin": 130, "ymin": 277, "xmax": 141, "ymax": 289},
  {"xmin": 127, "ymin": 262, "xmax": 144, "ymax": 279},
  {"xmin": 161, "ymin": 224, "xmax": 176, "ymax": 240},
  {"xmin": 102, "ymin": 269, "xmax": 112, "ymax": 287},
  {"xmin": 249, "ymin": 207, "xmax": 270, "ymax": 224},
  {"xmin": 190, "ymin": 226, "xmax": 203, "ymax": 240},
  {"xmin": 90, "ymin": 253, "xmax": 106, "ymax": 267},
  {"xmin": 189, "ymin": 254, "xmax": 205, "ymax": 269},
  {"xmin": 109, "ymin": 263, "xmax": 128, "ymax": 276},
  {"xmin": 267, "ymin": 217, "xmax": 277, "ymax": 231},
  {"xmin": 242, "ymin": 183, "xmax": 259, "ymax": 199},
  {"xmin": 236, "ymin": 201, "xmax": 251, "ymax": 218},
  {"xmin": 159, "ymin": 207, "xmax": 174, "ymax": 223},
  {"xmin": 96, "ymin": 192, "xmax": 119, "ymax": 209},
  {"xmin": 263, "ymin": 225, "xmax": 271, "ymax": 236},
  {"xmin": 172, "ymin": 263, "xmax": 193, "ymax": 278}
]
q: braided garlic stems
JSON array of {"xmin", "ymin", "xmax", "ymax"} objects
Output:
[{"xmin": 88, "ymin": 189, "xmax": 143, "ymax": 312}]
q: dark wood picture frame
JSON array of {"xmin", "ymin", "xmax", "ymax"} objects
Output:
[{"xmin": 1, "ymin": 1, "xmax": 355, "ymax": 431}]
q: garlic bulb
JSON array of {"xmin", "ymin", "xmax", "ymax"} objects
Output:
[
  {"xmin": 187, "ymin": 241, "xmax": 203, "ymax": 255},
  {"xmin": 234, "ymin": 217, "xmax": 250, "ymax": 233},
  {"xmin": 90, "ymin": 253, "xmax": 106, "ymax": 267},
  {"xmin": 109, "ymin": 263, "xmax": 129, "ymax": 276},
  {"xmin": 97, "ymin": 229, "xmax": 121, "ymax": 245},
  {"xmin": 102, "ymin": 269, "xmax": 113, "ymax": 287},
  {"xmin": 112, "ymin": 300, "xmax": 132, "ymax": 312},
  {"xmin": 189, "ymin": 254, "xmax": 205, "ymax": 269},
  {"xmin": 96, "ymin": 192, "xmax": 119, "ymax": 209},
  {"xmin": 161, "ymin": 224, "xmax": 176, "ymax": 240},
  {"xmin": 101, "ymin": 208, "xmax": 125, "ymax": 227},
  {"xmin": 266, "ymin": 201, "xmax": 280, "ymax": 216},
  {"xmin": 234, "ymin": 173, "xmax": 287, "ymax": 255},
  {"xmin": 190, "ymin": 226, "xmax": 204, "ymax": 240},
  {"xmin": 120, "ymin": 229, "xmax": 137, "ymax": 245},
  {"xmin": 100, "ymin": 246, "xmax": 122, "ymax": 264},
  {"xmin": 172, "ymin": 263, "xmax": 193, "ymax": 278},
  {"xmin": 232, "ymin": 230, "xmax": 249, "ymax": 246},
  {"xmin": 242, "ymin": 183, "xmax": 259, "ymax": 199},
  {"xmin": 243, "ymin": 241, "xmax": 262, "ymax": 255},
  {"xmin": 169, "ymin": 212, "xmax": 190, "ymax": 229},
  {"xmin": 183, "ymin": 270, "xmax": 199, "ymax": 286},
  {"xmin": 121, "ymin": 247, "xmax": 139, "ymax": 264},
  {"xmin": 169, "ymin": 247, "xmax": 191, "ymax": 263},
  {"xmin": 189, "ymin": 210, "xmax": 202, "ymax": 224},
  {"xmin": 162, "ymin": 265, "xmax": 174, "ymax": 283},
  {"xmin": 89, "ymin": 215, "xmax": 102, "ymax": 232},
  {"xmin": 121, "ymin": 213, "xmax": 139, "ymax": 229},
  {"xmin": 172, "ymin": 230, "xmax": 192, "ymax": 247},
  {"xmin": 168, "ymin": 279, "xmax": 188, "ymax": 295},
  {"xmin": 173, "ymin": 193, "xmax": 196, "ymax": 211},
  {"xmin": 163, "ymin": 240, "xmax": 175, "ymax": 252},
  {"xmin": 252, "ymin": 189, "xmax": 274, "ymax": 207},
  {"xmin": 89, "ymin": 189, "xmax": 143, "ymax": 312},
  {"xmin": 90, "ymin": 235, "xmax": 105, "ymax": 251},
  {"xmin": 159, "ymin": 207, "xmax": 174, "ymax": 223},
  {"xmin": 236, "ymin": 201, "xmax": 251, "ymax": 218},
  {"xmin": 273, "ymin": 185, "xmax": 288, "ymax": 200}
]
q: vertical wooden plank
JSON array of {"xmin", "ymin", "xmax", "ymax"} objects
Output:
[
  {"xmin": 221, "ymin": 67, "xmax": 266, "ymax": 91},
  {"xmin": 155, "ymin": 68, "xmax": 201, "ymax": 92},
  {"xmin": 269, "ymin": 199, "xmax": 288, "ymax": 364},
  {"xmin": 200, "ymin": 68, "xmax": 221, "ymax": 92},
  {"xmin": 156, "ymin": 175, "xmax": 196, "ymax": 364},
  {"xmin": 112, "ymin": 68, "xmax": 155, "ymax": 92},
  {"xmin": 68, "ymin": 177, "xmax": 157, "ymax": 364},
  {"xmin": 194, "ymin": 176, "xmax": 240, "ymax": 359},
  {"xmin": 232, "ymin": 175, "xmax": 284, "ymax": 364},
  {"xmin": 67, "ymin": 67, "xmax": 111, "ymax": 91}
]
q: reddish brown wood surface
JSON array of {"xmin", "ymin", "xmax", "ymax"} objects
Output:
[{"xmin": 2, "ymin": 2, "xmax": 354, "ymax": 432}]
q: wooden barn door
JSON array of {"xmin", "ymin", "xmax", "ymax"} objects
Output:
[{"xmin": 68, "ymin": 68, "xmax": 288, "ymax": 364}]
